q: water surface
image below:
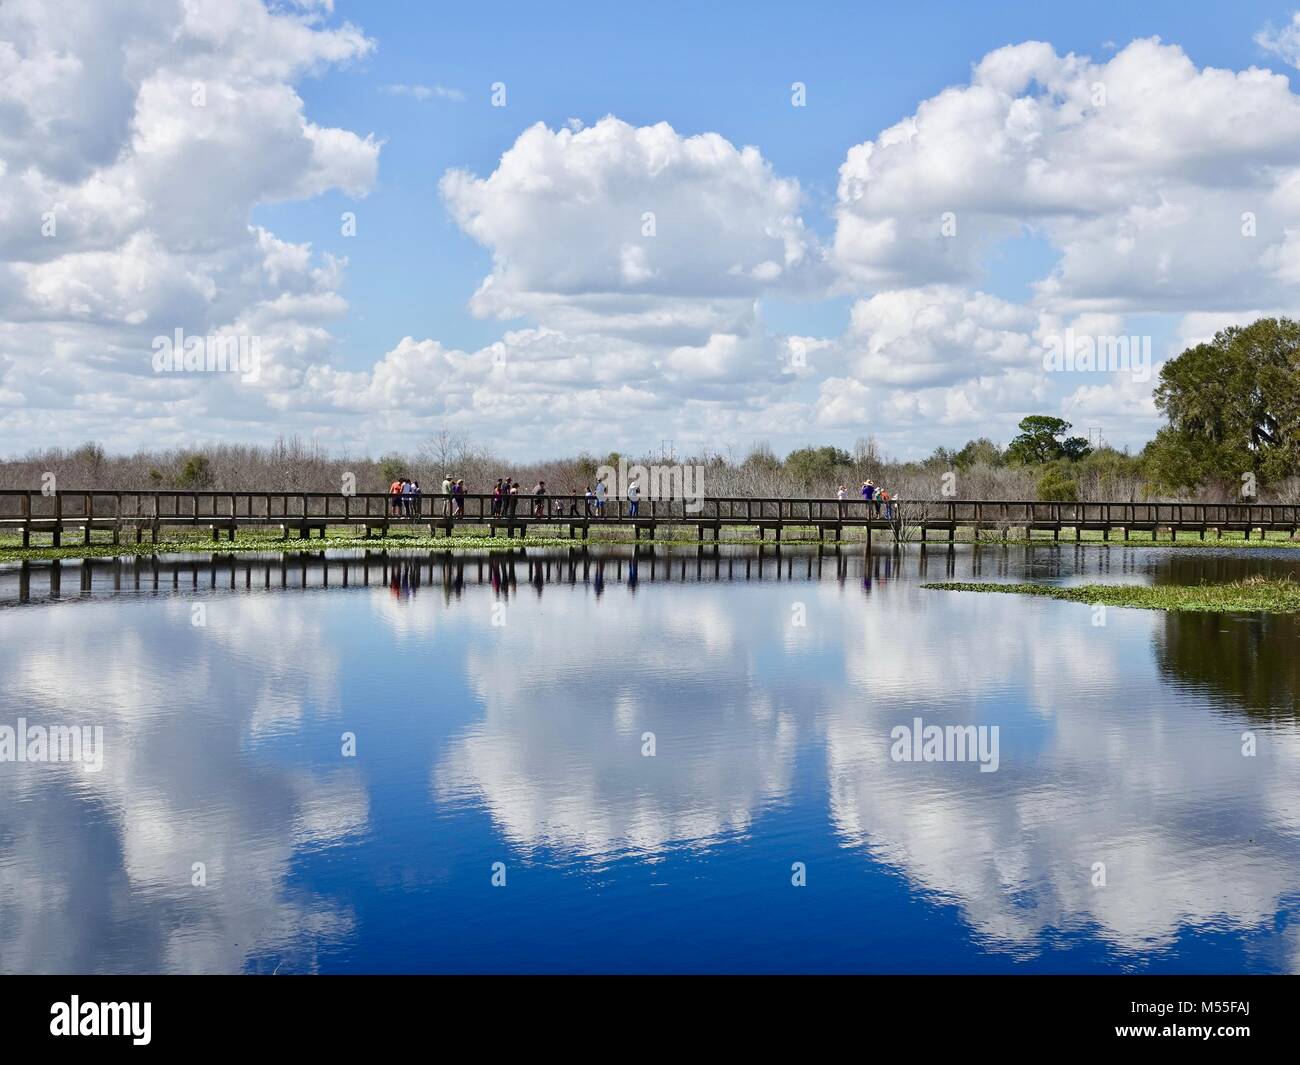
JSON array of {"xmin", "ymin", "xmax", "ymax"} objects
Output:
[{"xmin": 1, "ymin": 544, "xmax": 1298, "ymax": 973}]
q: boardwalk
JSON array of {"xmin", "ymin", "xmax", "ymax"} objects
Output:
[
  {"xmin": 3, "ymin": 489, "xmax": 1299, "ymax": 547},
  {"xmin": 2, "ymin": 547, "xmax": 941, "ymax": 605}
]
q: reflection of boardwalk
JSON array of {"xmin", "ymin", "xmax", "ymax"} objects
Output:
[
  {"xmin": 0, "ymin": 545, "xmax": 972, "ymax": 605},
  {"xmin": 5, "ymin": 489, "xmax": 1300, "ymax": 546}
]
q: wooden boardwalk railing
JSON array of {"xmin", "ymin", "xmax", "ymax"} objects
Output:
[
  {"xmin": 2, "ymin": 546, "xmax": 929, "ymax": 604},
  {"xmin": 1, "ymin": 490, "xmax": 1298, "ymax": 547}
]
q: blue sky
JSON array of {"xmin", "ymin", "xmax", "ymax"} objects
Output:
[
  {"xmin": 272, "ymin": 0, "xmax": 1296, "ymax": 362},
  {"xmin": 6, "ymin": 0, "xmax": 1300, "ymax": 460}
]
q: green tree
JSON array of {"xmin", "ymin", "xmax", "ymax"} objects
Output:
[
  {"xmin": 742, "ymin": 442, "xmax": 782, "ymax": 472},
  {"xmin": 175, "ymin": 454, "xmax": 214, "ymax": 489},
  {"xmin": 1006, "ymin": 416, "xmax": 1092, "ymax": 465},
  {"xmin": 1036, "ymin": 465, "xmax": 1079, "ymax": 501},
  {"xmin": 785, "ymin": 446, "xmax": 853, "ymax": 487},
  {"xmin": 953, "ymin": 437, "xmax": 1005, "ymax": 469},
  {"xmin": 378, "ymin": 455, "xmax": 405, "ymax": 485},
  {"xmin": 1149, "ymin": 317, "xmax": 1300, "ymax": 490}
]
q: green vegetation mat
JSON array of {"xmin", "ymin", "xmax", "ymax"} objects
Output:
[{"xmin": 923, "ymin": 576, "xmax": 1300, "ymax": 613}]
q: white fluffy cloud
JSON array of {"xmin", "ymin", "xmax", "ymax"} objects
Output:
[
  {"xmin": 835, "ymin": 38, "xmax": 1300, "ymax": 313},
  {"xmin": 442, "ymin": 117, "xmax": 823, "ymax": 335},
  {"xmin": 10, "ymin": 10, "xmax": 1300, "ymax": 458},
  {"xmin": 0, "ymin": 0, "xmax": 377, "ymax": 447}
]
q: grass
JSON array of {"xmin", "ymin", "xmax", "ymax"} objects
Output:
[
  {"xmin": 0, "ymin": 526, "xmax": 830, "ymax": 562},
  {"xmin": 982, "ymin": 529, "xmax": 1300, "ymax": 549},
  {"xmin": 922, "ymin": 575, "xmax": 1300, "ymax": 613},
  {"xmin": 3, "ymin": 523, "xmax": 1299, "ymax": 563}
]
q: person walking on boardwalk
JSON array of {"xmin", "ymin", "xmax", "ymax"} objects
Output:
[
  {"xmin": 491, "ymin": 478, "xmax": 503, "ymax": 517},
  {"xmin": 532, "ymin": 479, "xmax": 547, "ymax": 518},
  {"xmin": 452, "ymin": 479, "xmax": 465, "ymax": 518},
  {"xmin": 390, "ymin": 477, "xmax": 404, "ymax": 516},
  {"xmin": 401, "ymin": 478, "xmax": 415, "ymax": 517},
  {"xmin": 837, "ymin": 484, "xmax": 848, "ymax": 519},
  {"xmin": 627, "ymin": 477, "xmax": 640, "ymax": 518},
  {"xmin": 584, "ymin": 485, "xmax": 595, "ymax": 516},
  {"xmin": 508, "ymin": 478, "xmax": 520, "ymax": 517},
  {"xmin": 441, "ymin": 474, "xmax": 453, "ymax": 517},
  {"xmin": 594, "ymin": 476, "xmax": 607, "ymax": 516},
  {"xmin": 567, "ymin": 485, "xmax": 581, "ymax": 517}
]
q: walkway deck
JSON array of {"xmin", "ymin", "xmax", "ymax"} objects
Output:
[{"xmin": 2, "ymin": 490, "xmax": 1297, "ymax": 547}]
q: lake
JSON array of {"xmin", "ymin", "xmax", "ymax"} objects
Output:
[{"xmin": 1, "ymin": 544, "xmax": 1298, "ymax": 974}]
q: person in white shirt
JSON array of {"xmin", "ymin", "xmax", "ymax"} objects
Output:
[
  {"xmin": 836, "ymin": 484, "xmax": 848, "ymax": 519},
  {"xmin": 594, "ymin": 478, "xmax": 607, "ymax": 516},
  {"xmin": 627, "ymin": 479, "xmax": 640, "ymax": 517}
]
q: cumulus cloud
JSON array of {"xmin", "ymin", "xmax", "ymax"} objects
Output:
[
  {"xmin": 441, "ymin": 116, "xmax": 824, "ymax": 337},
  {"xmin": 0, "ymin": 0, "xmax": 377, "ymax": 447},
  {"xmin": 12, "ymin": 12, "xmax": 1300, "ymax": 458},
  {"xmin": 834, "ymin": 38, "xmax": 1300, "ymax": 315}
]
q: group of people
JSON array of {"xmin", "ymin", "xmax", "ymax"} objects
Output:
[
  {"xmin": 837, "ymin": 479, "xmax": 895, "ymax": 520},
  {"xmin": 388, "ymin": 478, "xmax": 422, "ymax": 516},
  {"xmin": 391, "ymin": 475, "xmax": 884, "ymax": 521},
  {"xmin": 389, "ymin": 475, "xmax": 632, "ymax": 520},
  {"xmin": 487, "ymin": 477, "xmax": 626, "ymax": 518}
]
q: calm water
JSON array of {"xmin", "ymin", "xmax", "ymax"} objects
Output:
[{"xmin": 2, "ymin": 544, "xmax": 1299, "ymax": 974}]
